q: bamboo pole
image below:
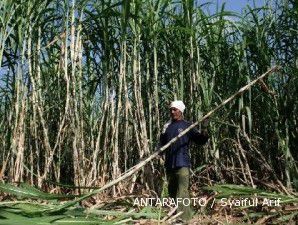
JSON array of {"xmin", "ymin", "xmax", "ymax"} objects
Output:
[{"xmin": 48, "ymin": 66, "xmax": 279, "ymax": 212}]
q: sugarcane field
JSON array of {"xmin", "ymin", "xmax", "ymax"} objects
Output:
[{"xmin": 0, "ymin": 0, "xmax": 297, "ymax": 224}]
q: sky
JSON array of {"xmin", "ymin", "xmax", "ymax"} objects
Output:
[{"xmin": 199, "ymin": 0, "xmax": 267, "ymax": 14}]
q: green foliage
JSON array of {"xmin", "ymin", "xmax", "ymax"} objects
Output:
[
  {"xmin": 0, "ymin": 183, "xmax": 76, "ymax": 200},
  {"xmin": 205, "ymin": 184, "xmax": 298, "ymax": 204}
]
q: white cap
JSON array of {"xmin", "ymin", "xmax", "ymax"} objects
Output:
[{"xmin": 170, "ymin": 100, "xmax": 185, "ymax": 113}]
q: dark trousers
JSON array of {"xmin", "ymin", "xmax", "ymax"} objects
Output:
[{"xmin": 167, "ymin": 167, "xmax": 193, "ymax": 220}]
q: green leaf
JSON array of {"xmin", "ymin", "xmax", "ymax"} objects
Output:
[{"xmin": 0, "ymin": 183, "xmax": 76, "ymax": 200}]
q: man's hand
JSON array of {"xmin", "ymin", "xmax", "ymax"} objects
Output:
[
  {"xmin": 201, "ymin": 118, "xmax": 209, "ymax": 128},
  {"xmin": 156, "ymin": 154, "xmax": 164, "ymax": 165},
  {"xmin": 200, "ymin": 118, "xmax": 209, "ymax": 137}
]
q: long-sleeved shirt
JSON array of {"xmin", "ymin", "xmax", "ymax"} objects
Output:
[{"xmin": 159, "ymin": 119, "xmax": 208, "ymax": 170}]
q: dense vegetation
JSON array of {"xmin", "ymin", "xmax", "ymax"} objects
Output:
[{"xmin": 0, "ymin": 0, "xmax": 297, "ymax": 223}]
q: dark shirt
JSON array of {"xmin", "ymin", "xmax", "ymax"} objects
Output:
[{"xmin": 159, "ymin": 119, "xmax": 208, "ymax": 170}]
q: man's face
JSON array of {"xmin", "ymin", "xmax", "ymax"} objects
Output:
[{"xmin": 170, "ymin": 107, "xmax": 182, "ymax": 121}]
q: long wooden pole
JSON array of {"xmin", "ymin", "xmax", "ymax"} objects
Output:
[{"xmin": 48, "ymin": 66, "xmax": 279, "ymax": 213}]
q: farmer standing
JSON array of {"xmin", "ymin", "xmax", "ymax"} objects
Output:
[{"xmin": 159, "ymin": 100, "xmax": 209, "ymax": 221}]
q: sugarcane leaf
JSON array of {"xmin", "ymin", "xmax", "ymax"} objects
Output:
[
  {"xmin": 276, "ymin": 211, "xmax": 298, "ymax": 222},
  {"xmin": 204, "ymin": 184, "xmax": 298, "ymax": 204},
  {"xmin": 0, "ymin": 183, "xmax": 76, "ymax": 200}
]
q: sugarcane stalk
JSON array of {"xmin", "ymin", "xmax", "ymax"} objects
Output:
[{"xmin": 47, "ymin": 66, "xmax": 279, "ymax": 213}]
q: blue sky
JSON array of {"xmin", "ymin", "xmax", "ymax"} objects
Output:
[{"xmin": 199, "ymin": 0, "xmax": 267, "ymax": 14}]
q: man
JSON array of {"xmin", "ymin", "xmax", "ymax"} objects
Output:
[{"xmin": 159, "ymin": 100, "xmax": 209, "ymax": 221}]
